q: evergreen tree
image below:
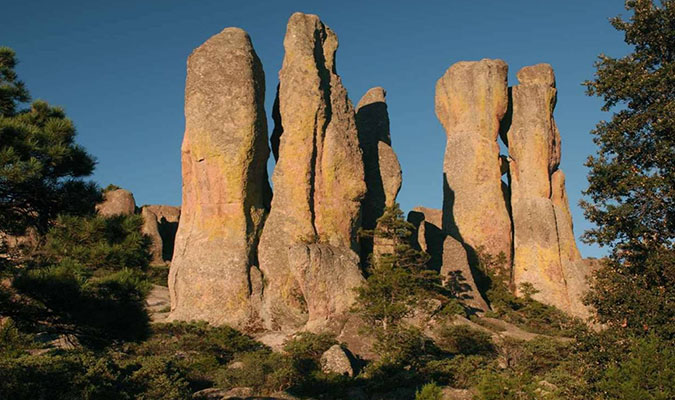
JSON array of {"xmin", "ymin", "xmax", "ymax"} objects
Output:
[
  {"xmin": 354, "ymin": 205, "xmax": 439, "ymax": 332},
  {"xmin": 582, "ymin": 0, "xmax": 675, "ymax": 338},
  {"xmin": 0, "ymin": 47, "xmax": 99, "ymax": 236}
]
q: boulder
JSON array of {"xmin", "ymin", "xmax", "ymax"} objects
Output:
[
  {"xmin": 96, "ymin": 188, "xmax": 136, "ymax": 216},
  {"xmin": 168, "ymin": 27, "xmax": 271, "ymax": 328},
  {"xmin": 258, "ymin": 12, "xmax": 366, "ymax": 331},
  {"xmin": 356, "ymin": 87, "xmax": 402, "ymax": 260},
  {"xmin": 289, "ymin": 244, "xmax": 365, "ymax": 332},
  {"xmin": 320, "ymin": 344, "xmax": 355, "ymax": 377},
  {"xmin": 506, "ymin": 64, "xmax": 577, "ymax": 312},
  {"xmin": 435, "ymin": 59, "xmax": 512, "ymax": 265}
]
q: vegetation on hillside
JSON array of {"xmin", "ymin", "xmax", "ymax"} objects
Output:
[{"xmin": 1, "ymin": 1, "xmax": 674, "ymax": 399}]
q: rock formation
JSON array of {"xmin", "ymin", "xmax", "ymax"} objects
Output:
[
  {"xmin": 356, "ymin": 87, "xmax": 402, "ymax": 260},
  {"xmin": 320, "ymin": 344, "xmax": 356, "ymax": 377},
  {"xmin": 435, "ymin": 59, "xmax": 513, "ymax": 266},
  {"xmin": 96, "ymin": 188, "xmax": 136, "ymax": 216},
  {"xmin": 141, "ymin": 207, "xmax": 163, "ymax": 265},
  {"xmin": 408, "ymin": 207, "xmax": 489, "ymax": 313},
  {"xmin": 168, "ymin": 27, "xmax": 271, "ymax": 328},
  {"xmin": 141, "ymin": 205, "xmax": 181, "ymax": 264},
  {"xmin": 504, "ymin": 64, "xmax": 590, "ymax": 315},
  {"xmin": 258, "ymin": 12, "xmax": 366, "ymax": 332}
]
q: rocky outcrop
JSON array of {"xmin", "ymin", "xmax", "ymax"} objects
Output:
[
  {"xmin": 96, "ymin": 188, "xmax": 136, "ymax": 216},
  {"xmin": 258, "ymin": 12, "xmax": 366, "ymax": 332},
  {"xmin": 408, "ymin": 207, "xmax": 489, "ymax": 313},
  {"xmin": 320, "ymin": 344, "xmax": 356, "ymax": 377},
  {"xmin": 356, "ymin": 87, "xmax": 402, "ymax": 260},
  {"xmin": 505, "ymin": 64, "xmax": 589, "ymax": 315},
  {"xmin": 141, "ymin": 207, "xmax": 163, "ymax": 265},
  {"xmin": 288, "ymin": 244, "xmax": 364, "ymax": 332},
  {"xmin": 142, "ymin": 205, "xmax": 180, "ymax": 263},
  {"xmin": 435, "ymin": 59, "xmax": 512, "ymax": 266},
  {"xmin": 168, "ymin": 27, "xmax": 271, "ymax": 328}
]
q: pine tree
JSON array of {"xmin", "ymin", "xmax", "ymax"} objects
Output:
[
  {"xmin": 0, "ymin": 47, "xmax": 100, "ymax": 236},
  {"xmin": 353, "ymin": 205, "xmax": 440, "ymax": 333},
  {"xmin": 582, "ymin": 0, "xmax": 674, "ymax": 338}
]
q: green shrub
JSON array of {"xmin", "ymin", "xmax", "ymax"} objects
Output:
[
  {"xmin": 126, "ymin": 356, "xmax": 191, "ymax": 400},
  {"xmin": 595, "ymin": 335, "xmax": 674, "ymax": 400},
  {"xmin": 43, "ymin": 214, "xmax": 151, "ymax": 273},
  {"xmin": 283, "ymin": 331, "xmax": 337, "ymax": 362},
  {"xmin": 0, "ymin": 319, "xmax": 34, "ymax": 358},
  {"xmin": 421, "ymin": 355, "xmax": 491, "ymax": 388},
  {"xmin": 436, "ymin": 325, "xmax": 495, "ymax": 356},
  {"xmin": 415, "ymin": 382, "xmax": 443, "ymax": 400},
  {"xmin": 475, "ymin": 370, "xmax": 537, "ymax": 400},
  {"xmin": 214, "ymin": 349, "xmax": 301, "ymax": 393},
  {"xmin": 374, "ymin": 325, "xmax": 439, "ymax": 366}
]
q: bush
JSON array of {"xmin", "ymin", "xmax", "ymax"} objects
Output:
[
  {"xmin": 421, "ymin": 355, "xmax": 491, "ymax": 388},
  {"xmin": 436, "ymin": 325, "xmax": 495, "ymax": 356},
  {"xmin": 595, "ymin": 335, "xmax": 674, "ymax": 400},
  {"xmin": 283, "ymin": 331, "xmax": 337, "ymax": 362},
  {"xmin": 214, "ymin": 349, "xmax": 301, "ymax": 394},
  {"xmin": 415, "ymin": 382, "xmax": 443, "ymax": 400},
  {"xmin": 43, "ymin": 214, "xmax": 151, "ymax": 273}
]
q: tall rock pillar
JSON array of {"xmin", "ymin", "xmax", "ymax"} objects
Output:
[
  {"xmin": 356, "ymin": 87, "xmax": 402, "ymax": 259},
  {"xmin": 505, "ymin": 64, "xmax": 580, "ymax": 312},
  {"xmin": 435, "ymin": 59, "xmax": 512, "ymax": 266},
  {"xmin": 258, "ymin": 13, "xmax": 366, "ymax": 332},
  {"xmin": 168, "ymin": 28, "xmax": 271, "ymax": 328}
]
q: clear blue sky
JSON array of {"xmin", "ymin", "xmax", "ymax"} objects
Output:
[{"xmin": 2, "ymin": 1, "xmax": 631, "ymax": 258}]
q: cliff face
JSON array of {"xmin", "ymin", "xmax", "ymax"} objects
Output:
[{"xmin": 163, "ymin": 14, "xmax": 594, "ymax": 333}]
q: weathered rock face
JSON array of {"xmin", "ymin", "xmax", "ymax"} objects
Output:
[
  {"xmin": 288, "ymin": 244, "xmax": 364, "ymax": 332},
  {"xmin": 551, "ymin": 170, "xmax": 581, "ymax": 263},
  {"xmin": 144, "ymin": 205, "xmax": 181, "ymax": 262},
  {"xmin": 506, "ymin": 64, "xmax": 585, "ymax": 313},
  {"xmin": 96, "ymin": 189, "xmax": 136, "ymax": 216},
  {"xmin": 408, "ymin": 207, "xmax": 489, "ymax": 313},
  {"xmin": 141, "ymin": 205, "xmax": 181, "ymax": 264},
  {"xmin": 356, "ymin": 87, "xmax": 402, "ymax": 260},
  {"xmin": 168, "ymin": 27, "xmax": 271, "ymax": 328},
  {"xmin": 141, "ymin": 207, "xmax": 163, "ymax": 265},
  {"xmin": 435, "ymin": 59, "xmax": 512, "ymax": 265},
  {"xmin": 320, "ymin": 344, "xmax": 355, "ymax": 377},
  {"xmin": 258, "ymin": 12, "xmax": 366, "ymax": 332}
]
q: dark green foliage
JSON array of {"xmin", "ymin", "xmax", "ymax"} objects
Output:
[
  {"xmin": 42, "ymin": 214, "xmax": 152, "ymax": 273},
  {"xmin": 476, "ymin": 250, "xmax": 582, "ymax": 336},
  {"xmin": 595, "ymin": 334, "xmax": 674, "ymax": 400},
  {"xmin": 421, "ymin": 355, "xmax": 491, "ymax": 388},
  {"xmin": 0, "ymin": 350, "xmax": 192, "ymax": 400},
  {"xmin": 354, "ymin": 205, "xmax": 445, "ymax": 356},
  {"xmin": 9, "ymin": 213, "xmax": 153, "ymax": 344},
  {"xmin": 415, "ymin": 382, "xmax": 443, "ymax": 400},
  {"xmin": 0, "ymin": 47, "xmax": 29, "ymax": 117},
  {"xmin": 581, "ymin": 0, "xmax": 675, "ymax": 339},
  {"xmin": 283, "ymin": 331, "xmax": 337, "ymax": 373},
  {"xmin": 436, "ymin": 325, "xmax": 495, "ymax": 356},
  {"xmin": 0, "ymin": 80, "xmax": 100, "ymax": 235},
  {"xmin": 214, "ymin": 350, "xmax": 301, "ymax": 393}
]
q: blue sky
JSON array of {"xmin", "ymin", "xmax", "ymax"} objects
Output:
[{"xmin": 2, "ymin": 1, "xmax": 631, "ymax": 258}]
